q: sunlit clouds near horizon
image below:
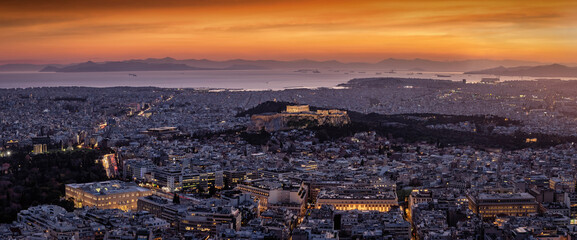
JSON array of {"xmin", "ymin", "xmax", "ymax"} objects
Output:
[{"xmin": 1, "ymin": 0, "xmax": 576, "ymax": 64}]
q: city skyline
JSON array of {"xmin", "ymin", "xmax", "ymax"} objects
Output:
[
  {"xmin": 4, "ymin": 1, "xmax": 577, "ymax": 238},
  {"xmin": 1, "ymin": 0, "xmax": 576, "ymax": 64}
]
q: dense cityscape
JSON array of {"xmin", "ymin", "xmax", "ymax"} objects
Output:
[
  {"xmin": 1, "ymin": 77, "xmax": 577, "ymax": 239},
  {"xmin": 3, "ymin": 0, "xmax": 577, "ymax": 239}
]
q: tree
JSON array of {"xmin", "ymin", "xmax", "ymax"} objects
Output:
[
  {"xmin": 0, "ymin": 148, "xmax": 109, "ymax": 223},
  {"xmin": 172, "ymin": 193, "xmax": 180, "ymax": 204}
]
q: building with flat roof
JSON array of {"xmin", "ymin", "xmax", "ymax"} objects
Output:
[
  {"xmin": 66, "ymin": 180, "xmax": 152, "ymax": 211},
  {"xmin": 178, "ymin": 200, "xmax": 242, "ymax": 235},
  {"xmin": 408, "ymin": 189, "xmax": 433, "ymax": 221},
  {"xmin": 550, "ymin": 176, "xmax": 576, "ymax": 193},
  {"xmin": 123, "ymin": 159, "xmax": 156, "ymax": 181},
  {"xmin": 468, "ymin": 192, "xmax": 538, "ymax": 219},
  {"xmin": 142, "ymin": 127, "xmax": 180, "ymax": 138},
  {"xmin": 237, "ymin": 180, "xmax": 307, "ymax": 216},
  {"xmin": 137, "ymin": 195, "xmax": 189, "ymax": 227},
  {"xmin": 316, "ymin": 188, "xmax": 398, "ymax": 212},
  {"xmin": 237, "ymin": 180, "xmax": 281, "ymax": 211},
  {"xmin": 17, "ymin": 205, "xmax": 84, "ymax": 240}
]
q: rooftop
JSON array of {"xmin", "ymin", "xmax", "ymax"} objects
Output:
[
  {"xmin": 318, "ymin": 189, "xmax": 396, "ymax": 200},
  {"xmin": 478, "ymin": 192, "xmax": 533, "ymax": 199},
  {"xmin": 67, "ymin": 180, "xmax": 150, "ymax": 195}
]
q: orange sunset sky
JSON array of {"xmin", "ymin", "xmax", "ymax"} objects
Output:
[{"xmin": 1, "ymin": 0, "xmax": 576, "ymax": 64}]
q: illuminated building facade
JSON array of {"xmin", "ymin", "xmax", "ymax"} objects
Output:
[
  {"xmin": 408, "ymin": 189, "xmax": 433, "ymax": 221},
  {"xmin": 467, "ymin": 193, "xmax": 538, "ymax": 219},
  {"xmin": 182, "ymin": 170, "xmax": 224, "ymax": 191},
  {"xmin": 152, "ymin": 166, "xmax": 182, "ymax": 192},
  {"xmin": 152, "ymin": 165, "xmax": 223, "ymax": 192},
  {"xmin": 286, "ymin": 105, "xmax": 311, "ymax": 113},
  {"xmin": 409, "ymin": 189, "xmax": 433, "ymax": 209},
  {"xmin": 236, "ymin": 182, "xmax": 271, "ymax": 211},
  {"xmin": 237, "ymin": 180, "xmax": 308, "ymax": 216},
  {"xmin": 224, "ymin": 170, "xmax": 247, "ymax": 187},
  {"xmin": 550, "ymin": 176, "xmax": 576, "ymax": 193},
  {"xmin": 570, "ymin": 193, "xmax": 577, "ymax": 224},
  {"xmin": 100, "ymin": 153, "xmax": 118, "ymax": 178},
  {"xmin": 65, "ymin": 180, "xmax": 152, "ymax": 211},
  {"xmin": 266, "ymin": 184, "xmax": 308, "ymax": 216},
  {"xmin": 316, "ymin": 188, "xmax": 398, "ymax": 212},
  {"xmin": 250, "ymin": 105, "xmax": 350, "ymax": 132},
  {"xmin": 31, "ymin": 136, "xmax": 49, "ymax": 155},
  {"xmin": 32, "ymin": 144, "xmax": 47, "ymax": 154}
]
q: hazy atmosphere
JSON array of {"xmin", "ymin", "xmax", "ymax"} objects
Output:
[{"xmin": 4, "ymin": 1, "xmax": 577, "ymax": 240}]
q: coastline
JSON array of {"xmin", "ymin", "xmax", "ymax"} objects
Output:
[{"xmin": 1, "ymin": 70, "xmax": 576, "ymax": 90}]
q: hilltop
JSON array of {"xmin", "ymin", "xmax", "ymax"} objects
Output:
[{"xmin": 465, "ymin": 64, "xmax": 577, "ymax": 77}]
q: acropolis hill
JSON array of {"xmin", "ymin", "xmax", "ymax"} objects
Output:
[{"xmin": 250, "ymin": 105, "xmax": 350, "ymax": 132}]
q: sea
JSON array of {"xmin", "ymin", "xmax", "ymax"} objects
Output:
[{"xmin": 0, "ymin": 70, "xmax": 569, "ymax": 91}]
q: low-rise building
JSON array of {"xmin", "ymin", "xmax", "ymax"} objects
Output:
[
  {"xmin": 179, "ymin": 201, "xmax": 242, "ymax": 235},
  {"xmin": 468, "ymin": 192, "xmax": 538, "ymax": 219},
  {"xmin": 408, "ymin": 189, "xmax": 433, "ymax": 221},
  {"xmin": 66, "ymin": 180, "xmax": 152, "ymax": 211},
  {"xmin": 316, "ymin": 188, "xmax": 398, "ymax": 212},
  {"xmin": 237, "ymin": 180, "xmax": 307, "ymax": 216}
]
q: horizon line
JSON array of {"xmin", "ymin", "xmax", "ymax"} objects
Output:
[{"xmin": 0, "ymin": 56, "xmax": 569, "ymax": 66}]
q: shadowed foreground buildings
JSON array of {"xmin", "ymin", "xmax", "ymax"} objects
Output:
[
  {"xmin": 16, "ymin": 205, "xmax": 88, "ymax": 240},
  {"xmin": 9, "ymin": 84, "xmax": 577, "ymax": 239},
  {"xmin": 137, "ymin": 192, "xmax": 256, "ymax": 236},
  {"xmin": 178, "ymin": 202, "xmax": 242, "ymax": 234},
  {"xmin": 14, "ymin": 204, "xmax": 168, "ymax": 240}
]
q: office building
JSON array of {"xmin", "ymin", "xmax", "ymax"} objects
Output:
[{"xmin": 468, "ymin": 193, "xmax": 538, "ymax": 219}]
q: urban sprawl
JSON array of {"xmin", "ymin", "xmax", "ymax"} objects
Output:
[{"xmin": 3, "ymin": 78, "xmax": 577, "ymax": 239}]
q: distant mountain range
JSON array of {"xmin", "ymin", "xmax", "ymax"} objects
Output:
[
  {"xmin": 0, "ymin": 64, "xmax": 63, "ymax": 72},
  {"xmin": 35, "ymin": 60, "xmax": 272, "ymax": 72},
  {"xmin": 40, "ymin": 61, "xmax": 211, "ymax": 72},
  {"xmin": 465, "ymin": 64, "xmax": 577, "ymax": 77},
  {"xmin": 0, "ymin": 57, "xmax": 569, "ymax": 73},
  {"xmin": 145, "ymin": 57, "xmax": 546, "ymax": 72}
]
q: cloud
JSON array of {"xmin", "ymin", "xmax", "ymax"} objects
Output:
[
  {"xmin": 0, "ymin": 15, "xmax": 85, "ymax": 28},
  {"xmin": 409, "ymin": 12, "xmax": 565, "ymax": 28},
  {"xmin": 1, "ymin": 22, "xmax": 171, "ymax": 39},
  {"xmin": 0, "ymin": 0, "xmax": 576, "ymax": 63},
  {"xmin": 0, "ymin": 0, "xmax": 284, "ymax": 11}
]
